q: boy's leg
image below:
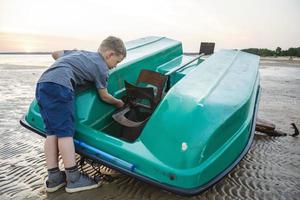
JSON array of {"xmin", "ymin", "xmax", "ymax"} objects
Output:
[
  {"xmin": 58, "ymin": 137, "xmax": 76, "ymax": 168},
  {"xmin": 44, "ymin": 135, "xmax": 59, "ymax": 169},
  {"xmin": 44, "ymin": 135, "xmax": 67, "ymax": 192},
  {"xmin": 35, "ymin": 82, "xmax": 69, "ymax": 192},
  {"xmin": 37, "ymin": 82, "xmax": 100, "ymax": 192}
]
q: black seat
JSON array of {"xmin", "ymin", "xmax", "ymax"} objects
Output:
[
  {"xmin": 112, "ymin": 70, "xmax": 167, "ymax": 128},
  {"xmin": 136, "ymin": 69, "xmax": 168, "ymax": 105}
]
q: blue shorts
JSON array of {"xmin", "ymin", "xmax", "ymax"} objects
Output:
[{"xmin": 35, "ymin": 82, "xmax": 75, "ymax": 137}]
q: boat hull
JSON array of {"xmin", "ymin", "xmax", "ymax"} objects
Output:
[{"xmin": 20, "ymin": 86, "xmax": 260, "ymax": 196}]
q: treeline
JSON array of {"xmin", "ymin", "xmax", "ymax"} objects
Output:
[{"xmin": 241, "ymin": 47, "xmax": 300, "ymax": 57}]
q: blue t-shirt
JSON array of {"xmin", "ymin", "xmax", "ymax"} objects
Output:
[{"xmin": 38, "ymin": 50, "xmax": 109, "ymax": 91}]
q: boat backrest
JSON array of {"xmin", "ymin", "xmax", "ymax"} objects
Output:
[
  {"xmin": 136, "ymin": 69, "xmax": 167, "ymax": 104},
  {"xmin": 125, "ymin": 80, "xmax": 155, "ymax": 109},
  {"xmin": 199, "ymin": 42, "xmax": 215, "ymax": 55}
]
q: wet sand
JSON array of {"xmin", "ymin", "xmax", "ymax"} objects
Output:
[{"xmin": 0, "ymin": 58, "xmax": 299, "ymax": 199}]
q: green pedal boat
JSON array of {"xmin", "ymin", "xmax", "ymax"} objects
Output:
[{"xmin": 20, "ymin": 36, "xmax": 260, "ymax": 196}]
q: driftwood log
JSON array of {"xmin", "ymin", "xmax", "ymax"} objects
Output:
[{"xmin": 255, "ymin": 118, "xmax": 299, "ymax": 137}]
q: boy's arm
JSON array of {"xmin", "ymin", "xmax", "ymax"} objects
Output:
[
  {"xmin": 51, "ymin": 50, "xmax": 64, "ymax": 60},
  {"xmin": 52, "ymin": 49, "xmax": 78, "ymax": 60},
  {"xmin": 98, "ymin": 88, "xmax": 124, "ymax": 108}
]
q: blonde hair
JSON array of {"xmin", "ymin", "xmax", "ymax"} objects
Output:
[{"xmin": 98, "ymin": 36, "xmax": 127, "ymax": 57}]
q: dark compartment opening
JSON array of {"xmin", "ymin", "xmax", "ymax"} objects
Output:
[{"xmin": 102, "ymin": 106, "xmax": 152, "ymax": 142}]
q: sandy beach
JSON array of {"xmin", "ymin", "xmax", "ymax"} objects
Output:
[{"xmin": 0, "ymin": 56, "xmax": 299, "ymax": 200}]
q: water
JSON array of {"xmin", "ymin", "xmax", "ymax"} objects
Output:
[
  {"xmin": 0, "ymin": 55, "xmax": 299, "ymax": 199},
  {"xmin": 0, "ymin": 54, "xmax": 53, "ymax": 67}
]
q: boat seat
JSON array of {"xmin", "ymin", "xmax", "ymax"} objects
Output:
[
  {"xmin": 112, "ymin": 70, "xmax": 167, "ymax": 128},
  {"xmin": 136, "ymin": 69, "xmax": 168, "ymax": 105}
]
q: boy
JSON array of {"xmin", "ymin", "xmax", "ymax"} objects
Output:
[{"xmin": 35, "ymin": 36, "xmax": 126, "ymax": 193}]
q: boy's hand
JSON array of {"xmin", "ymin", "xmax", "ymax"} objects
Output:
[
  {"xmin": 116, "ymin": 100, "xmax": 124, "ymax": 108},
  {"xmin": 51, "ymin": 50, "xmax": 64, "ymax": 60},
  {"xmin": 98, "ymin": 88, "xmax": 124, "ymax": 108}
]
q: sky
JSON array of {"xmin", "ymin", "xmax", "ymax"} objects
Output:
[{"xmin": 0, "ymin": 0, "xmax": 299, "ymax": 52}]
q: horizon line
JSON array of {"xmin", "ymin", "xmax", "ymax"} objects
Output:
[{"xmin": 0, "ymin": 52, "xmax": 52, "ymax": 54}]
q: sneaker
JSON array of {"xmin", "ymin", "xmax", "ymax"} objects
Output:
[
  {"xmin": 65, "ymin": 169, "xmax": 101, "ymax": 193},
  {"xmin": 45, "ymin": 170, "xmax": 66, "ymax": 192}
]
